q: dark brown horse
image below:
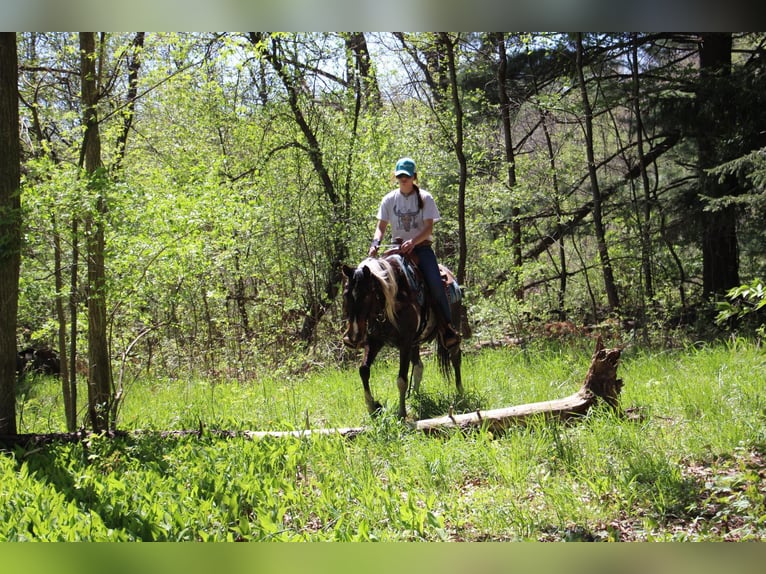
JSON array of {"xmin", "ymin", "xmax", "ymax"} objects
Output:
[{"xmin": 341, "ymin": 253, "xmax": 463, "ymax": 419}]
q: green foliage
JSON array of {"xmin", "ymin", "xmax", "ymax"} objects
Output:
[
  {"xmin": 5, "ymin": 341, "xmax": 766, "ymax": 541},
  {"xmin": 14, "ymin": 32, "xmax": 766, "ymax": 385},
  {"xmin": 716, "ymin": 279, "xmax": 766, "ymax": 337}
]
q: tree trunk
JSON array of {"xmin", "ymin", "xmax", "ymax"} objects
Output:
[
  {"xmin": 697, "ymin": 33, "xmax": 739, "ymax": 298},
  {"xmin": 80, "ymin": 32, "xmax": 113, "ymax": 432},
  {"xmin": 52, "ymin": 215, "xmax": 76, "ymax": 431},
  {"xmin": 0, "ymin": 32, "xmax": 20, "ymax": 436},
  {"xmin": 575, "ymin": 33, "xmax": 620, "ymax": 313},
  {"xmin": 68, "ymin": 218, "xmax": 79, "ymax": 429},
  {"xmin": 440, "ymin": 33, "xmax": 468, "ymax": 285},
  {"xmin": 114, "ymin": 32, "xmax": 144, "ymax": 171},
  {"xmin": 539, "ymin": 112, "xmax": 567, "ymax": 317},
  {"xmin": 344, "ymin": 33, "xmax": 381, "ymax": 109},
  {"xmin": 438, "ymin": 33, "xmax": 471, "ymax": 338},
  {"xmin": 492, "ymin": 33, "xmax": 523, "ymax": 301},
  {"xmin": 630, "ymin": 33, "xmax": 655, "ymax": 304}
]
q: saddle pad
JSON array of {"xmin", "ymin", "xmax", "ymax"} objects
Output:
[{"xmin": 394, "ymin": 254, "xmax": 426, "ymax": 306}]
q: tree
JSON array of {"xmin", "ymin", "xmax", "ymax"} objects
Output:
[
  {"xmin": 629, "ymin": 33, "xmax": 656, "ymax": 309},
  {"xmin": 648, "ymin": 33, "xmax": 766, "ymax": 302},
  {"xmin": 697, "ymin": 33, "xmax": 739, "ymax": 298},
  {"xmin": 492, "ymin": 32, "xmax": 522, "ymax": 301},
  {"xmin": 17, "ymin": 33, "xmax": 79, "ymax": 430},
  {"xmin": 0, "ymin": 32, "xmax": 20, "ymax": 435},
  {"xmin": 10, "ymin": 31, "xmax": 766, "ymax": 392},
  {"xmin": 249, "ymin": 33, "xmax": 350, "ymax": 344},
  {"xmin": 343, "ymin": 33, "xmax": 381, "ymax": 109},
  {"xmin": 575, "ymin": 33, "xmax": 620, "ymax": 313},
  {"xmin": 80, "ymin": 32, "xmax": 112, "ymax": 432},
  {"xmin": 439, "ymin": 33, "xmax": 468, "ymax": 288}
]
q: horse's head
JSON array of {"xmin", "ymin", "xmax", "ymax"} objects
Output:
[{"xmin": 341, "ymin": 258, "xmax": 398, "ymax": 348}]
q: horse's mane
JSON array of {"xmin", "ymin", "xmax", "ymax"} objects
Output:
[{"xmin": 360, "ymin": 257, "xmax": 399, "ymax": 326}]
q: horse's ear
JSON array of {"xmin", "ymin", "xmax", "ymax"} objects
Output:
[{"xmin": 341, "ymin": 264, "xmax": 354, "ymax": 279}]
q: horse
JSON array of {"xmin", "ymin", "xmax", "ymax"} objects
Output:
[{"xmin": 341, "ymin": 251, "xmax": 463, "ymax": 419}]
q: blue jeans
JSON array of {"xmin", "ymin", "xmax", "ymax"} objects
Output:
[{"xmin": 414, "ymin": 245, "xmax": 452, "ymax": 325}]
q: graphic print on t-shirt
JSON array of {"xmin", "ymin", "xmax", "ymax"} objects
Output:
[{"xmin": 393, "ymin": 202, "xmax": 419, "ymax": 233}]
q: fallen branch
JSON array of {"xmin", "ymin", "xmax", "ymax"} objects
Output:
[
  {"xmin": 0, "ymin": 339, "xmax": 622, "ymax": 449},
  {"xmin": 416, "ymin": 337, "xmax": 622, "ymax": 434}
]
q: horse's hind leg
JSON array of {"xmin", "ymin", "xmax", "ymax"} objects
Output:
[
  {"xmin": 409, "ymin": 346, "xmax": 423, "ymax": 395},
  {"xmin": 452, "ymin": 348, "xmax": 464, "ymax": 395},
  {"xmin": 396, "ymin": 346, "xmax": 411, "ymax": 419}
]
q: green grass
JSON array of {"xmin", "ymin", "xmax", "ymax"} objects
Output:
[{"xmin": 4, "ymin": 338, "xmax": 766, "ymax": 541}]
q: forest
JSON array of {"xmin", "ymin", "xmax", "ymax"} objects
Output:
[{"xmin": 1, "ymin": 32, "xmax": 766, "ymax": 436}]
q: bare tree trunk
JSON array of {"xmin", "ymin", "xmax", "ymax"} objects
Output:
[
  {"xmin": 416, "ymin": 338, "xmax": 621, "ymax": 433},
  {"xmin": 0, "ymin": 32, "xmax": 20, "ymax": 436},
  {"xmin": 630, "ymin": 34, "xmax": 655, "ymax": 304},
  {"xmin": 575, "ymin": 33, "xmax": 620, "ymax": 313},
  {"xmin": 493, "ymin": 33, "xmax": 523, "ymax": 301},
  {"xmin": 52, "ymin": 215, "xmax": 76, "ymax": 430},
  {"xmin": 80, "ymin": 32, "xmax": 112, "ymax": 432}
]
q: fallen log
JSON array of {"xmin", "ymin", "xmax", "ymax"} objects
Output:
[
  {"xmin": 0, "ymin": 339, "xmax": 622, "ymax": 448},
  {"xmin": 415, "ymin": 337, "xmax": 622, "ymax": 434}
]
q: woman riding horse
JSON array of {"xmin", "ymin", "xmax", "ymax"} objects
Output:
[
  {"xmin": 341, "ymin": 157, "xmax": 463, "ymax": 419},
  {"xmin": 368, "ymin": 157, "xmax": 460, "ymax": 350}
]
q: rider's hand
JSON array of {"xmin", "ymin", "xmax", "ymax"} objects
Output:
[
  {"xmin": 400, "ymin": 239, "xmax": 414, "ymax": 254},
  {"xmin": 368, "ymin": 245, "xmax": 379, "ymax": 257}
]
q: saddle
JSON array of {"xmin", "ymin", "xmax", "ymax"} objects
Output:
[
  {"xmin": 439, "ymin": 264, "xmax": 462, "ymax": 305},
  {"xmin": 382, "ymin": 248, "xmax": 462, "ymax": 307}
]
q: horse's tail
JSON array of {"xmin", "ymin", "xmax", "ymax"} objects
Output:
[{"xmin": 436, "ymin": 338, "xmax": 455, "ymax": 382}]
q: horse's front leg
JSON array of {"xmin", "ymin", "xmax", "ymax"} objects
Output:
[{"xmin": 360, "ymin": 340, "xmax": 383, "ymax": 416}]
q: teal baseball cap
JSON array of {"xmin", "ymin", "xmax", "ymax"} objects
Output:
[{"xmin": 395, "ymin": 157, "xmax": 416, "ymax": 177}]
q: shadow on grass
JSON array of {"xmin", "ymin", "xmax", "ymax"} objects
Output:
[{"xmin": 410, "ymin": 388, "xmax": 485, "ymax": 421}]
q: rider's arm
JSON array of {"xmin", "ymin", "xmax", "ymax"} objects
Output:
[{"xmin": 369, "ymin": 219, "xmax": 388, "ymax": 256}]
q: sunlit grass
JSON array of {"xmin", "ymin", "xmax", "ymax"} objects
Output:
[{"xmin": 5, "ymin": 338, "xmax": 766, "ymax": 540}]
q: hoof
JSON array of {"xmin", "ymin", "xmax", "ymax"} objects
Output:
[{"xmin": 368, "ymin": 402, "xmax": 384, "ymax": 418}]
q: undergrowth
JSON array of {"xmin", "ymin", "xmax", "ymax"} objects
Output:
[{"xmin": 3, "ymin": 338, "xmax": 766, "ymax": 541}]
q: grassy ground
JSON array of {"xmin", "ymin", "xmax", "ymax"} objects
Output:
[{"xmin": 3, "ymin": 338, "xmax": 766, "ymax": 541}]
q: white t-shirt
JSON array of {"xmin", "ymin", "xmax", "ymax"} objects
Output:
[{"xmin": 376, "ymin": 188, "xmax": 440, "ymax": 243}]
